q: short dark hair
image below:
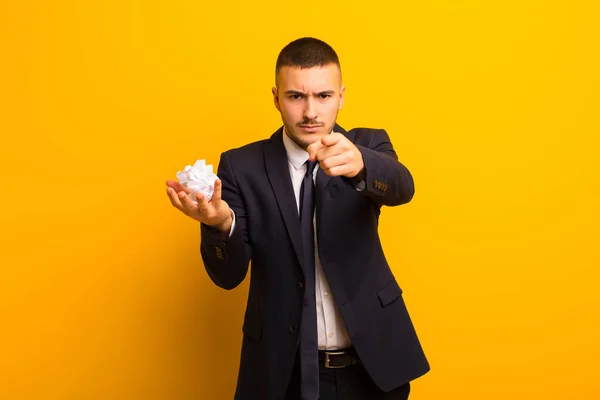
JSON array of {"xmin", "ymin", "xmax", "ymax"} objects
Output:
[{"xmin": 275, "ymin": 37, "xmax": 340, "ymax": 80}]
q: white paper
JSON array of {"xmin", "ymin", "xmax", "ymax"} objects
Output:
[{"xmin": 176, "ymin": 159, "xmax": 219, "ymax": 203}]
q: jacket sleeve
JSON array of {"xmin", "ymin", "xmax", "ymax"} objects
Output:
[
  {"xmin": 344, "ymin": 129, "xmax": 415, "ymax": 207},
  {"xmin": 200, "ymin": 151, "xmax": 252, "ymax": 290}
]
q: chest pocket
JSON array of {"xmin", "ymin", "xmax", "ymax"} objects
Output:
[{"xmin": 377, "ymin": 279, "xmax": 403, "ymax": 307}]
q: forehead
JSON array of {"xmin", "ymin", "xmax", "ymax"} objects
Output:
[{"xmin": 277, "ymin": 64, "xmax": 341, "ymax": 91}]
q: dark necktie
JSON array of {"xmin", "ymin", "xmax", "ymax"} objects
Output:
[{"xmin": 299, "ymin": 160, "xmax": 319, "ymax": 400}]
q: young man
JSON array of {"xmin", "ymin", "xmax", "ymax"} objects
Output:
[{"xmin": 166, "ymin": 37, "xmax": 429, "ymax": 400}]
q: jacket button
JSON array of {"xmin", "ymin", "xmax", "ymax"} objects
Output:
[
  {"xmin": 289, "ymin": 324, "xmax": 298, "ymax": 334},
  {"xmin": 298, "ymin": 281, "xmax": 304, "ymax": 290}
]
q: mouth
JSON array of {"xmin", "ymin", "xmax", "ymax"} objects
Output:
[{"xmin": 298, "ymin": 125, "xmax": 323, "ymax": 133}]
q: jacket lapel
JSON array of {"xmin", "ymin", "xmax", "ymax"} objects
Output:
[
  {"xmin": 264, "ymin": 128, "xmax": 305, "ymax": 271},
  {"xmin": 264, "ymin": 125, "xmax": 355, "ymax": 271}
]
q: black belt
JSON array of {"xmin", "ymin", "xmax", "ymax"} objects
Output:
[{"xmin": 318, "ymin": 348, "xmax": 360, "ymax": 369}]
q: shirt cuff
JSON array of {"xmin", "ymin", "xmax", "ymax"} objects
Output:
[
  {"xmin": 228, "ymin": 209, "xmax": 236, "ymax": 237},
  {"xmin": 353, "ymin": 178, "xmax": 366, "ymax": 191}
]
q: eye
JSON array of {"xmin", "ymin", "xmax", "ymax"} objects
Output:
[
  {"xmin": 290, "ymin": 94, "xmax": 303, "ymax": 100},
  {"xmin": 319, "ymin": 93, "xmax": 331, "ymax": 99}
]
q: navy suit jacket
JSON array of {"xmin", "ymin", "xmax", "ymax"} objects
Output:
[{"xmin": 200, "ymin": 125, "xmax": 430, "ymax": 400}]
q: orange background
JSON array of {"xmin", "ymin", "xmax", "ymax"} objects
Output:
[{"xmin": 1, "ymin": 1, "xmax": 599, "ymax": 399}]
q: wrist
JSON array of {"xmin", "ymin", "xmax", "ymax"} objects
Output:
[
  {"xmin": 218, "ymin": 215, "xmax": 233, "ymax": 234},
  {"xmin": 349, "ymin": 148, "xmax": 365, "ymax": 179},
  {"xmin": 211, "ymin": 209, "xmax": 233, "ymax": 234},
  {"xmin": 353, "ymin": 166, "xmax": 366, "ymax": 180}
]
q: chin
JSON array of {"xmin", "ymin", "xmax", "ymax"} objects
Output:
[{"xmin": 299, "ymin": 132, "xmax": 327, "ymax": 148}]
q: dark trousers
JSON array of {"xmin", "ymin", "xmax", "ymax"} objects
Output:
[{"xmin": 283, "ymin": 350, "xmax": 410, "ymax": 400}]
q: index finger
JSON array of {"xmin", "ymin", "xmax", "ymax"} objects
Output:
[
  {"xmin": 320, "ymin": 132, "xmax": 343, "ymax": 147},
  {"xmin": 307, "ymin": 140, "xmax": 325, "ymax": 161}
]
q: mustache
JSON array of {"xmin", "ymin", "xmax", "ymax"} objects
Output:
[{"xmin": 297, "ymin": 119, "xmax": 324, "ymax": 126}]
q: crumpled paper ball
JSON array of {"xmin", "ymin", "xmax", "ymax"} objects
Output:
[{"xmin": 176, "ymin": 159, "xmax": 219, "ymax": 203}]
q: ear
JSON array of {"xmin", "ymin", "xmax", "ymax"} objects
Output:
[
  {"xmin": 338, "ymin": 85, "xmax": 346, "ymax": 110},
  {"xmin": 272, "ymin": 87, "xmax": 281, "ymax": 112}
]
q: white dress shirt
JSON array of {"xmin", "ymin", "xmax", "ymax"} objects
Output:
[
  {"xmin": 282, "ymin": 130, "xmax": 352, "ymax": 350},
  {"xmin": 227, "ymin": 131, "xmax": 352, "ymax": 350}
]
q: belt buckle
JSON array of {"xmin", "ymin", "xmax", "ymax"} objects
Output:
[{"xmin": 324, "ymin": 351, "xmax": 346, "ymax": 369}]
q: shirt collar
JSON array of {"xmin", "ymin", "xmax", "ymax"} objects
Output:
[{"xmin": 282, "ymin": 127, "xmax": 310, "ymax": 170}]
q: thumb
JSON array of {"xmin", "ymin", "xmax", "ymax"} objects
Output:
[
  {"xmin": 212, "ymin": 179, "xmax": 222, "ymax": 202},
  {"xmin": 321, "ymin": 132, "xmax": 342, "ymax": 147}
]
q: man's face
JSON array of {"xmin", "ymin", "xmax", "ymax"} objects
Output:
[{"xmin": 272, "ymin": 64, "xmax": 345, "ymax": 150}]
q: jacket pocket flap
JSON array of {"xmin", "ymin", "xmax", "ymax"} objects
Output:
[{"xmin": 377, "ymin": 279, "xmax": 403, "ymax": 307}]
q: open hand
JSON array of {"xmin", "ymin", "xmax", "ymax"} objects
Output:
[{"xmin": 166, "ymin": 179, "xmax": 233, "ymax": 232}]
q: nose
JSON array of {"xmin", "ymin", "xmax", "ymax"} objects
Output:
[{"xmin": 303, "ymin": 97, "xmax": 318, "ymax": 122}]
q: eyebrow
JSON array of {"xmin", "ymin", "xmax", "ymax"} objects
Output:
[{"xmin": 283, "ymin": 90, "xmax": 336, "ymax": 96}]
